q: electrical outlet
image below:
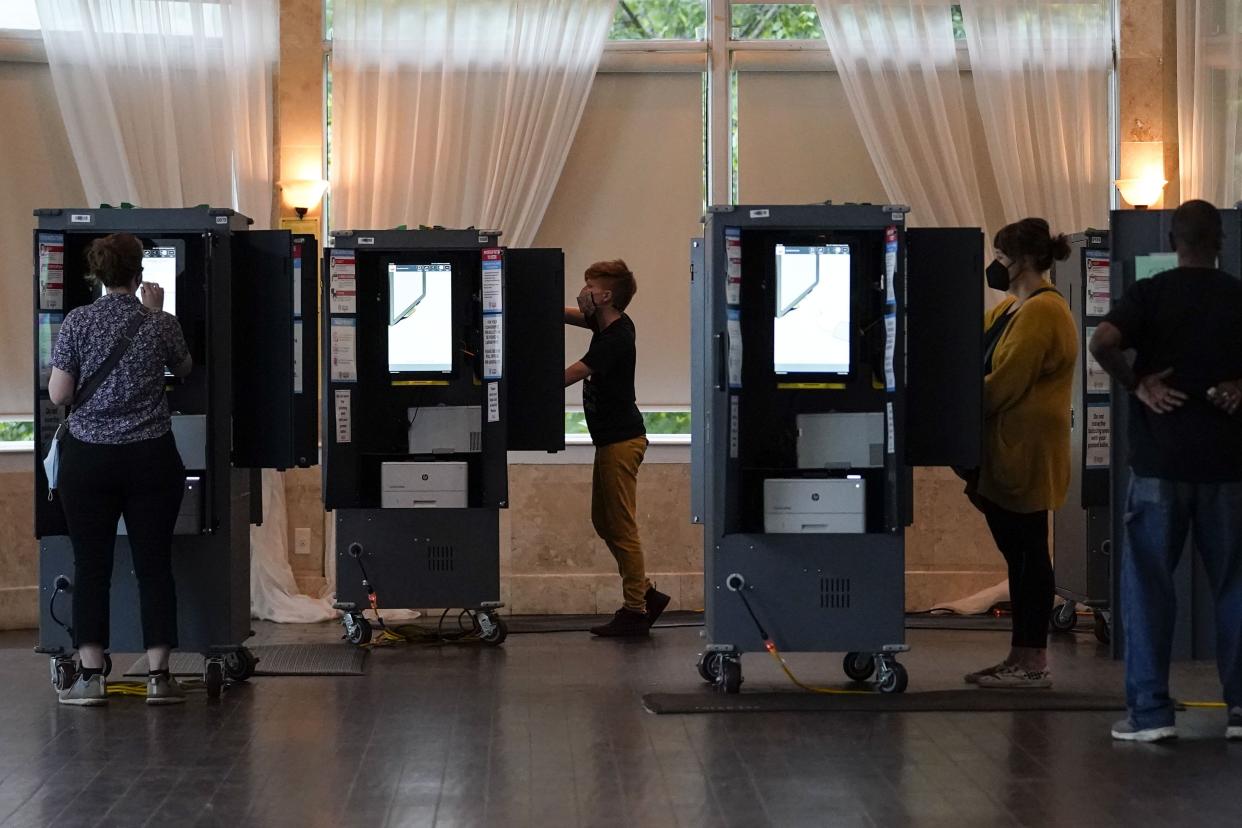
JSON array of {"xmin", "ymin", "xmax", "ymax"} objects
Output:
[{"xmin": 294, "ymin": 527, "xmax": 311, "ymax": 556}]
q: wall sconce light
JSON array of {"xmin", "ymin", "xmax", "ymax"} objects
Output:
[
  {"xmin": 1116, "ymin": 142, "xmax": 1166, "ymax": 209},
  {"xmin": 278, "ymin": 179, "xmax": 328, "ymax": 219}
]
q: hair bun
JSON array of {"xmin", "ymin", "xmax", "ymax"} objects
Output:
[{"xmin": 1050, "ymin": 233, "xmax": 1071, "ymax": 262}]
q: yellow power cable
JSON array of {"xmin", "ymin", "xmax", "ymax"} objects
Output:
[{"xmin": 763, "ymin": 641, "xmax": 873, "ymax": 695}]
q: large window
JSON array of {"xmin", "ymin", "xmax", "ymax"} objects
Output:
[{"xmin": 0, "ymin": 1, "xmax": 39, "ymax": 30}]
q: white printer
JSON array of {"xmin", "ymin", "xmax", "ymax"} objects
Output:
[
  {"xmin": 763, "ymin": 477, "xmax": 866, "ymax": 534},
  {"xmin": 381, "ymin": 461, "xmax": 468, "ymax": 508}
]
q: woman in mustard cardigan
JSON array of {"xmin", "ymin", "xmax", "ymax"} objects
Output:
[{"xmin": 965, "ymin": 218, "xmax": 1078, "ymax": 689}]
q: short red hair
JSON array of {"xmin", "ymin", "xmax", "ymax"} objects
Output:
[{"xmin": 584, "ymin": 259, "xmax": 637, "ymax": 311}]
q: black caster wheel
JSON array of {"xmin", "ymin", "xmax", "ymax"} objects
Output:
[
  {"xmin": 878, "ymin": 661, "xmax": 908, "ymax": 694},
  {"xmin": 1051, "ymin": 601, "xmax": 1078, "ymax": 633},
  {"xmin": 1093, "ymin": 610, "xmax": 1111, "ymax": 645},
  {"xmin": 204, "ymin": 659, "xmax": 224, "ymax": 700},
  {"xmin": 843, "ymin": 651, "xmax": 876, "ymax": 682},
  {"xmin": 697, "ymin": 652, "xmax": 722, "ymax": 683},
  {"xmin": 50, "ymin": 657, "xmax": 76, "ymax": 692},
  {"xmin": 224, "ymin": 647, "xmax": 259, "ymax": 682},
  {"xmin": 344, "ymin": 613, "xmax": 372, "ymax": 646},
  {"xmin": 717, "ymin": 658, "xmax": 743, "ymax": 695},
  {"xmin": 479, "ymin": 614, "xmax": 507, "ymax": 646}
]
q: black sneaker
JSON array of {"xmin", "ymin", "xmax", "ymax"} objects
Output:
[
  {"xmin": 644, "ymin": 587, "xmax": 671, "ymax": 628},
  {"xmin": 590, "ymin": 608, "xmax": 650, "ymax": 638},
  {"xmin": 1228, "ymin": 707, "xmax": 1241, "ymax": 741}
]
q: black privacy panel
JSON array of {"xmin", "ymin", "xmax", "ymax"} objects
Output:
[
  {"xmin": 904, "ymin": 227, "xmax": 983, "ymax": 468},
  {"xmin": 231, "ymin": 230, "xmax": 295, "ymax": 469},
  {"xmin": 504, "ymin": 248, "xmax": 565, "ymax": 452}
]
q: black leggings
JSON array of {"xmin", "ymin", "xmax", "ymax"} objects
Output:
[
  {"xmin": 58, "ymin": 432, "xmax": 185, "ymax": 651},
  {"xmin": 979, "ymin": 497, "xmax": 1054, "ymax": 649}
]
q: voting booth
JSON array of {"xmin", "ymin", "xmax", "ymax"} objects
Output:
[{"xmin": 33, "ymin": 206, "xmax": 317, "ymax": 696}]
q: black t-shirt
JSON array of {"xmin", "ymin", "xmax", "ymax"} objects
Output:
[
  {"xmin": 581, "ymin": 313, "xmax": 645, "ymax": 446},
  {"xmin": 1103, "ymin": 266, "xmax": 1242, "ymax": 482}
]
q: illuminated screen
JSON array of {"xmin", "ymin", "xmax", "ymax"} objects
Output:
[
  {"xmin": 388, "ymin": 263, "xmax": 453, "ymax": 374},
  {"xmin": 773, "ymin": 244, "xmax": 851, "ymax": 375},
  {"xmin": 141, "ymin": 246, "xmax": 178, "ymax": 318}
]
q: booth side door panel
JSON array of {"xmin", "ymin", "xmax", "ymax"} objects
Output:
[
  {"xmin": 230, "ymin": 230, "xmax": 296, "ymax": 470},
  {"xmin": 503, "ymin": 248, "xmax": 565, "ymax": 453},
  {"xmin": 292, "ymin": 235, "xmax": 320, "ymax": 467},
  {"xmin": 689, "ymin": 238, "xmax": 705, "ymax": 525},
  {"xmin": 903, "ymin": 228, "xmax": 984, "ymax": 470}
]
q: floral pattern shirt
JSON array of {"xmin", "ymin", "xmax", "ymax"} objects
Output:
[{"xmin": 51, "ymin": 293, "xmax": 190, "ymax": 444}]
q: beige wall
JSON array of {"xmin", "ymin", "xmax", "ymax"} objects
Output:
[
  {"xmin": 0, "ymin": 58, "xmax": 84, "ymax": 627},
  {"xmin": 0, "ymin": 60, "xmax": 85, "ymax": 418},
  {"xmin": 534, "ymin": 72, "xmax": 704, "ymax": 410}
]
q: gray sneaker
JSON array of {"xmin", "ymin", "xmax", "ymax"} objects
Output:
[
  {"xmin": 1111, "ymin": 719, "xmax": 1177, "ymax": 742},
  {"xmin": 58, "ymin": 674, "xmax": 107, "ymax": 706},
  {"xmin": 1228, "ymin": 707, "xmax": 1241, "ymax": 741},
  {"xmin": 146, "ymin": 674, "xmax": 186, "ymax": 706}
]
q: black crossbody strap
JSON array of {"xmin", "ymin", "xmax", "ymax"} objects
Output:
[{"xmin": 71, "ymin": 310, "xmax": 148, "ymax": 412}]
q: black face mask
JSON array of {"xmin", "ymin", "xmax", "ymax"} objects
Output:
[{"xmin": 985, "ymin": 259, "xmax": 1012, "ymax": 292}]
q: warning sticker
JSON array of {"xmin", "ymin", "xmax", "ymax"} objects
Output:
[
  {"xmin": 1086, "ymin": 404, "xmax": 1110, "ymax": 468},
  {"xmin": 329, "ymin": 250, "xmax": 356, "ymax": 314}
]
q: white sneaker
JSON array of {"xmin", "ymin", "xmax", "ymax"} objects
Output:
[
  {"xmin": 974, "ymin": 665, "xmax": 1052, "ymax": 689},
  {"xmin": 1111, "ymin": 719, "xmax": 1177, "ymax": 742},
  {"xmin": 1227, "ymin": 707, "xmax": 1241, "ymax": 741}
]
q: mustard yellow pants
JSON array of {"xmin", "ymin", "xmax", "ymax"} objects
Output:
[{"xmin": 591, "ymin": 436, "xmax": 650, "ymax": 612}]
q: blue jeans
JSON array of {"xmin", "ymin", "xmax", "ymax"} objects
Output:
[{"xmin": 1122, "ymin": 475, "xmax": 1242, "ymax": 728}]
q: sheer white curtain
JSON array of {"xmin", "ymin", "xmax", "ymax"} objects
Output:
[
  {"xmin": 330, "ymin": 0, "xmax": 616, "ymax": 244},
  {"xmin": 38, "ymin": 0, "xmax": 334, "ymax": 623},
  {"xmin": 961, "ymin": 0, "xmax": 1112, "ymax": 232},
  {"xmin": 1177, "ymin": 0, "xmax": 1242, "ymax": 206},
  {"xmin": 814, "ymin": 0, "xmax": 988, "ymax": 231},
  {"xmin": 36, "ymin": 0, "xmax": 275, "ymax": 219}
]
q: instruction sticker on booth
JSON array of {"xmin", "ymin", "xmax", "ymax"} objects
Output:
[
  {"xmin": 1085, "ymin": 256, "xmax": 1110, "ymax": 315},
  {"xmin": 482, "ymin": 249, "xmax": 504, "ymax": 313},
  {"xmin": 1084, "ymin": 326, "xmax": 1109, "ymax": 394},
  {"xmin": 38, "ymin": 235, "xmax": 65, "ymax": 310},
  {"xmin": 883, "ymin": 309, "xmax": 897, "ymax": 392},
  {"xmin": 725, "ymin": 227, "xmax": 742, "ymax": 306},
  {"xmin": 726, "ymin": 309, "xmax": 743, "ymax": 389},
  {"xmin": 334, "ymin": 389, "xmax": 352, "ymax": 444},
  {"xmin": 483, "ymin": 315, "xmax": 503, "ymax": 379},
  {"xmin": 330, "ymin": 318, "xmax": 357, "ymax": 382},
  {"xmin": 885, "ymin": 227, "xmax": 898, "ymax": 304},
  {"xmin": 293, "ymin": 321, "xmax": 303, "ymax": 394},
  {"xmin": 329, "ymin": 251, "xmax": 357, "ymax": 314},
  {"xmin": 1086, "ymin": 404, "xmax": 1110, "ymax": 468},
  {"xmin": 38, "ymin": 312, "xmax": 63, "ymax": 391}
]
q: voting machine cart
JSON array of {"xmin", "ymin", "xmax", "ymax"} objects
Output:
[
  {"xmin": 321, "ymin": 228, "xmax": 564, "ymax": 647},
  {"xmin": 690, "ymin": 203, "xmax": 983, "ymax": 694}
]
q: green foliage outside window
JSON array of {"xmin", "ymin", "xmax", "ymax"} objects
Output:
[
  {"xmin": 610, "ymin": 0, "xmax": 706, "ymax": 40},
  {"xmin": 0, "ymin": 421, "xmax": 34, "ymax": 442},
  {"xmin": 566, "ymin": 411, "xmax": 691, "ymax": 436},
  {"xmin": 731, "ymin": 5, "xmax": 823, "ymax": 40}
]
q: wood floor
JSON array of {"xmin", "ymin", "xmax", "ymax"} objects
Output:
[{"xmin": 0, "ymin": 620, "xmax": 1238, "ymax": 827}]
